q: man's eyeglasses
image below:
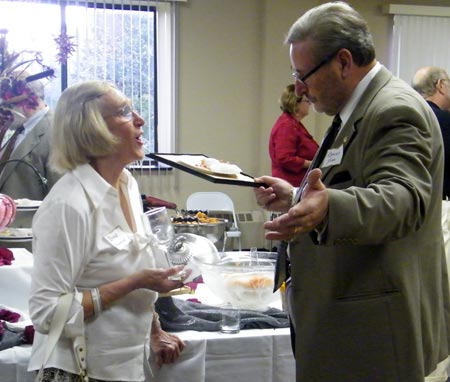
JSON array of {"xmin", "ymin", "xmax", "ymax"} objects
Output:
[{"xmin": 292, "ymin": 50, "xmax": 339, "ymax": 87}]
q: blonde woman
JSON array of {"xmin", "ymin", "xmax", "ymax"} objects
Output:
[{"xmin": 28, "ymin": 80, "xmax": 187, "ymax": 381}]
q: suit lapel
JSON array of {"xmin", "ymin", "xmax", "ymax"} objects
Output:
[
  {"xmin": 320, "ymin": 66, "xmax": 392, "ymax": 181},
  {"xmin": 0, "ymin": 113, "xmax": 49, "ymax": 188}
]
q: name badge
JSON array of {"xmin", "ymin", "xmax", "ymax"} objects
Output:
[
  {"xmin": 322, "ymin": 145, "xmax": 343, "ymax": 167},
  {"xmin": 104, "ymin": 226, "xmax": 131, "ymax": 250}
]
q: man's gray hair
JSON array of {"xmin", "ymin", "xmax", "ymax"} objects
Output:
[
  {"xmin": 285, "ymin": 1, "xmax": 375, "ymax": 66},
  {"xmin": 412, "ymin": 67, "xmax": 449, "ymax": 98}
]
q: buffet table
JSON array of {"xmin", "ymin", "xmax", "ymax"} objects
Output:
[
  {"xmin": 0, "ymin": 248, "xmax": 295, "ymax": 382},
  {"xmin": 149, "ymin": 327, "xmax": 294, "ymax": 382},
  {"xmin": 1, "ymin": 329, "xmax": 294, "ymax": 382}
]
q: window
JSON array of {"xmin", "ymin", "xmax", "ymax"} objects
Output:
[
  {"xmin": 0, "ymin": 0, "xmax": 177, "ymax": 155},
  {"xmin": 386, "ymin": 4, "xmax": 450, "ymax": 84}
]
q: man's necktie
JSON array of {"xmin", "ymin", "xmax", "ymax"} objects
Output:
[
  {"xmin": 273, "ymin": 114, "xmax": 342, "ymax": 292},
  {"xmin": 0, "ymin": 125, "xmax": 24, "ymax": 163}
]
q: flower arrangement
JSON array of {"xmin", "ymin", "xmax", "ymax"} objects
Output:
[
  {"xmin": 0, "ymin": 28, "xmax": 54, "ymax": 139},
  {"xmin": 54, "ymin": 31, "xmax": 77, "ymax": 65}
]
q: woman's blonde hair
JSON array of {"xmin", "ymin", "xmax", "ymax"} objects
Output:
[
  {"xmin": 279, "ymin": 84, "xmax": 301, "ymax": 115},
  {"xmin": 50, "ymin": 80, "xmax": 120, "ymax": 173}
]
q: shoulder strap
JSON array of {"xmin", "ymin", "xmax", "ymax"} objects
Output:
[{"xmin": 35, "ymin": 293, "xmax": 74, "ymax": 382}]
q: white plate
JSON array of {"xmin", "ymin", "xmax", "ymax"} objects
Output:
[
  {"xmin": 178, "ymin": 160, "xmax": 239, "ymax": 178},
  {"xmin": 0, "ymin": 228, "xmax": 33, "ymax": 242},
  {"xmin": 14, "ymin": 199, "xmax": 42, "ymax": 211}
]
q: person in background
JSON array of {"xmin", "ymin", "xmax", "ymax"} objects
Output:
[
  {"xmin": 412, "ymin": 66, "xmax": 450, "ymax": 199},
  {"xmin": 0, "ymin": 73, "xmax": 60, "ymax": 201},
  {"xmin": 269, "ymin": 84, "xmax": 318, "ymax": 186},
  {"xmin": 412, "ymin": 67, "xmax": 450, "ymax": 292},
  {"xmin": 254, "ymin": 2, "xmax": 450, "ymax": 382},
  {"xmin": 28, "ymin": 80, "xmax": 188, "ymax": 381}
]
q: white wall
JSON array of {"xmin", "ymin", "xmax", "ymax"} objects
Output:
[{"xmin": 135, "ymin": 0, "xmax": 450, "ymax": 212}]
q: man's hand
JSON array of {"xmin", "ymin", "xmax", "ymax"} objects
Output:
[
  {"xmin": 263, "ymin": 169, "xmax": 329, "ymax": 240},
  {"xmin": 254, "ymin": 175, "xmax": 294, "ymax": 213}
]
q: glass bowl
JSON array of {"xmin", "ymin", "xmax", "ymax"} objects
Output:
[{"xmin": 193, "ymin": 251, "xmax": 278, "ymax": 311}]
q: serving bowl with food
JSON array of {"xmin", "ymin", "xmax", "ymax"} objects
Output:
[
  {"xmin": 171, "ymin": 210, "xmax": 228, "ymax": 251},
  {"xmin": 192, "ymin": 251, "xmax": 278, "ymax": 311}
]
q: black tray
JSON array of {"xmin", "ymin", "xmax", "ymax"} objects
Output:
[{"xmin": 147, "ymin": 153, "xmax": 267, "ymax": 188}]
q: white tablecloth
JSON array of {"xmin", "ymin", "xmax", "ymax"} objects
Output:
[
  {"xmin": 0, "ymin": 249, "xmax": 295, "ymax": 382},
  {"xmin": 149, "ymin": 328, "xmax": 294, "ymax": 382},
  {"xmin": 0, "ymin": 248, "xmax": 33, "ymax": 314}
]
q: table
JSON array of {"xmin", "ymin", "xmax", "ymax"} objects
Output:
[
  {"xmin": 0, "ymin": 248, "xmax": 34, "ymax": 382},
  {"xmin": 149, "ymin": 328, "xmax": 294, "ymax": 382},
  {"xmin": 0, "ymin": 249, "xmax": 295, "ymax": 382},
  {"xmin": 0, "ymin": 248, "xmax": 33, "ymax": 314}
]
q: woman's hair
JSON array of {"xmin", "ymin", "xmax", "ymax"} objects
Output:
[
  {"xmin": 279, "ymin": 84, "xmax": 301, "ymax": 115},
  {"xmin": 50, "ymin": 80, "xmax": 120, "ymax": 173},
  {"xmin": 285, "ymin": 1, "xmax": 375, "ymax": 66}
]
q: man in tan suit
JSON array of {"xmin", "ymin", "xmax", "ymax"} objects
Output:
[
  {"xmin": 0, "ymin": 76, "xmax": 60, "ymax": 201},
  {"xmin": 255, "ymin": 2, "xmax": 450, "ymax": 381},
  {"xmin": 0, "ymin": 75, "xmax": 60, "ymax": 250}
]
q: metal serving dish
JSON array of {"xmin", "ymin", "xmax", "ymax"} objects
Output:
[{"xmin": 171, "ymin": 218, "xmax": 228, "ymax": 250}]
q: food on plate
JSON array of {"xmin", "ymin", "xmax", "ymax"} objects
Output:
[
  {"xmin": 0, "ymin": 228, "xmax": 32, "ymax": 237},
  {"xmin": 14, "ymin": 198, "xmax": 42, "ymax": 207},
  {"xmin": 197, "ymin": 158, "xmax": 242, "ymax": 175}
]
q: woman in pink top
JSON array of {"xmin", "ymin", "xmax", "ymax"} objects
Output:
[{"xmin": 269, "ymin": 84, "xmax": 318, "ymax": 186}]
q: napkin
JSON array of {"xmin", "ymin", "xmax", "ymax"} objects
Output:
[
  {"xmin": 0, "ymin": 308, "xmax": 34, "ymax": 350},
  {"xmin": 0, "ymin": 247, "xmax": 14, "ymax": 266},
  {"xmin": 155, "ymin": 296, "xmax": 289, "ymax": 332}
]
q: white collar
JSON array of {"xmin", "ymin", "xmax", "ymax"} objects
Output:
[{"xmin": 339, "ymin": 61, "xmax": 381, "ymax": 126}]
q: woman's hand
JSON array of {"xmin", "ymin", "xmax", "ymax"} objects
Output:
[
  {"xmin": 81, "ymin": 267, "xmax": 191, "ymax": 318},
  {"xmin": 151, "ymin": 325, "xmax": 186, "ymax": 368},
  {"xmin": 133, "ymin": 266, "xmax": 190, "ymax": 293}
]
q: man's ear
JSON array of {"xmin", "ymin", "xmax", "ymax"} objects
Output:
[
  {"xmin": 436, "ymin": 79, "xmax": 447, "ymax": 96},
  {"xmin": 336, "ymin": 48, "xmax": 353, "ymax": 79}
]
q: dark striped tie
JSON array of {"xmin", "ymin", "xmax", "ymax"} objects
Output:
[
  {"xmin": 273, "ymin": 114, "xmax": 342, "ymax": 292},
  {"xmin": 0, "ymin": 125, "xmax": 25, "ymax": 163}
]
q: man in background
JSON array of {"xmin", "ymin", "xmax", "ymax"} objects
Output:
[
  {"xmin": 0, "ymin": 74, "xmax": 60, "ymax": 202},
  {"xmin": 413, "ymin": 66, "xmax": 450, "ymax": 293},
  {"xmin": 412, "ymin": 66, "xmax": 450, "ymax": 198},
  {"xmin": 0, "ymin": 74, "xmax": 60, "ymax": 247}
]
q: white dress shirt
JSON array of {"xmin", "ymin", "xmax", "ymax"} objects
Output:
[{"xmin": 28, "ymin": 164, "xmax": 159, "ymax": 381}]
